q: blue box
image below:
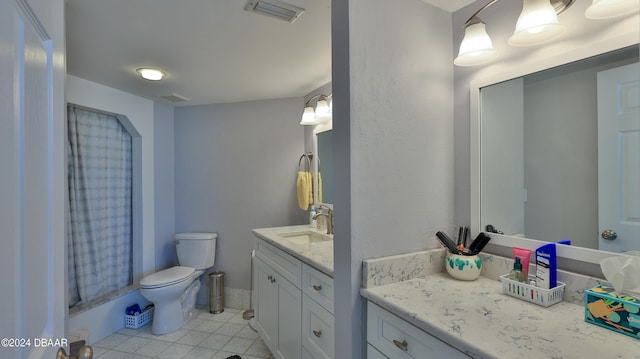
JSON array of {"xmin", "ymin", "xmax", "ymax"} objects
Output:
[{"xmin": 585, "ymin": 284, "xmax": 640, "ymax": 339}]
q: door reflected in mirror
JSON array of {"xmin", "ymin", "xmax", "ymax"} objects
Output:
[
  {"xmin": 316, "ymin": 130, "xmax": 333, "ymax": 205},
  {"xmin": 480, "ymin": 46, "xmax": 639, "ymax": 253}
]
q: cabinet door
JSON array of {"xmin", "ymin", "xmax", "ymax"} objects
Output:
[
  {"xmin": 276, "ymin": 272, "xmax": 302, "ymax": 359},
  {"xmin": 254, "ymin": 257, "xmax": 278, "ymax": 353}
]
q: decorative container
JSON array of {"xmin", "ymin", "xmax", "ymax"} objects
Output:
[
  {"xmin": 585, "ymin": 284, "xmax": 639, "ymax": 339},
  {"xmin": 445, "ymin": 252, "xmax": 482, "ymax": 281}
]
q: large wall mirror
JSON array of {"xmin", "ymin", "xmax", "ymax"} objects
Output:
[
  {"xmin": 471, "ymin": 39, "xmax": 639, "ymax": 268},
  {"xmin": 313, "ymin": 122, "xmax": 333, "ymax": 206}
]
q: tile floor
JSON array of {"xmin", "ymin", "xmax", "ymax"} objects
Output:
[{"xmin": 92, "ymin": 308, "xmax": 273, "ymax": 359}]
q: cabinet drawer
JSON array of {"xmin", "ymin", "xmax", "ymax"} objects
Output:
[
  {"xmin": 367, "ymin": 344, "xmax": 388, "ymax": 359},
  {"xmin": 302, "ymin": 264, "xmax": 334, "ymax": 314},
  {"xmin": 255, "ymin": 238, "xmax": 302, "ymax": 287},
  {"xmin": 302, "ymin": 295, "xmax": 334, "ymax": 359},
  {"xmin": 367, "ymin": 302, "xmax": 469, "ymax": 359}
]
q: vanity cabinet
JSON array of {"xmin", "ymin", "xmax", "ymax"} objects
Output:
[
  {"xmin": 367, "ymin": 302, "xmax": 469, "ymax": 359},
  {"xmin": 254, "ymin": 237, "xmax": 334, "ymax": 359},
  {"xmin": 301, "ymin": 264, "xmax": 334, "ymax": 359},
  {"xmin": 254, "ymin": 240, "xmax": 302, "ymax": 359}
]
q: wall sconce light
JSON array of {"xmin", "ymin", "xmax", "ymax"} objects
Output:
[
  {"xmin": 454, "ymin": 0, "xmax": 638, "ymax": 67},
  {"xmin": 300, "ymin": 94, "xmax": 332, "ymax": 125}
]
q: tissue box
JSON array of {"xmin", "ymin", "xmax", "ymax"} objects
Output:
[{"xmin": 584, "ymin": 284, "xmax": 640, "ymax": 339}]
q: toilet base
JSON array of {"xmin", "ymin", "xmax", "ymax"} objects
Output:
[{"xmin": 151, "ymin": 300, "xmax": 185, "ymax": 335}]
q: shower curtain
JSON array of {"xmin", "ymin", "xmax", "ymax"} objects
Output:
[{"xmin": 67, "ymin": 106, "xmax": 133, "ymax": 307}]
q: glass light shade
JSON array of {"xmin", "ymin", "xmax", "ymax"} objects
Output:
[
  {"xmin": 136, "ymin": 68, "xmax": 166, "ymax": 81},
  {"xmin": 508, "ymin": 0, "xmax": 564, "ymax": 46},
  {"xmin": 299, "ymin": 106, "xmax": 319, "ymax": 125},
  {"xmin": 454, "ymin": 21, "xmax": 497, "ymax": 66},
  {"xmin": 585, "ymin": 0, "xmax": 639, "ymax": 19},
  {"xmin": 315, "ymin": 99, "xmax": 329, "ymax": 116}
]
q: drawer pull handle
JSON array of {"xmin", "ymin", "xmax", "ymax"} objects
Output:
[
  {"xmin": 393, "ymin": 339, "xmax": 408, "ymax": 352},
  {"xmin": 312, "ymin": 284, "xmax": 322, "ymax": 291},
  {"xmin": 313, "ymin": 330, "xmax": 322, "ymax": 337}
]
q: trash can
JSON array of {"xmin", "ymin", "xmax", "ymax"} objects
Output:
[{"xmin": 209, "ymin": 271, "xmax": 225, "ymax": 314}]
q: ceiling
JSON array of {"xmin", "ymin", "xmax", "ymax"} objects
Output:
[{"xmin": 66, "ymin": 0, "xmax": 473, "ymax": 107}]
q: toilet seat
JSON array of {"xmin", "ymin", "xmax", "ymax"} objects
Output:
[{"xmin": 140, "ymin": 266, "xmax": 195, "ymax": 289}]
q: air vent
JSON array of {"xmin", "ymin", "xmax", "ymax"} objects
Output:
[
  {"xmin": 160, "ymin": 93, "xmax": 190, "ymax": 103},
  {"xmin": 244, "ymin": 0, "xmax": 305, "ymax": 23}
]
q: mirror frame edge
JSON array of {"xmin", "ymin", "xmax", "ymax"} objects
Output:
[
  {"xmin": 313, "ymin": 121, "xmax": 333, "ymax": 209},
  {"xmin": 469, "ymin": 31, "xmax": 640, "ymax": 271}
]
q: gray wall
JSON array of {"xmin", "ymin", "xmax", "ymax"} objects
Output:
[
  {"xmin": 173, "ymin": 97, "xmax": 308, "ymax": 299},
  {"xmin": 333, "ymin": 0, "xmax": 454, "ymax": 357},
  {"xmin": 154, "ymin": 101, "xmax": 177, "ymax": 269}
]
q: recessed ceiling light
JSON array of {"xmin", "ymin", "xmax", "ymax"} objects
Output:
[{"xmin": 136, "ymin": 68, "xmax": 166, "ymax": 81}]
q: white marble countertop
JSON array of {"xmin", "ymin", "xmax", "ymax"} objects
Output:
[
  {"xmin": 361, "ymin": 273, "xmax": 640, "ymax": 359},
  {"xmin": 252, "ymin": 225, "xmax": 334, "ymax": 277}
]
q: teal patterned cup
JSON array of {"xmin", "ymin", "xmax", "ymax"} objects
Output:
[{"xmin": 445, "ymin": 252, "xmax": 482, "ymax": 281}]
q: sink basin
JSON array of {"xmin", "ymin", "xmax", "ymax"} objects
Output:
[{"xmin": 278, "ymin": 231, "xmax": 332, "ymax": 245}]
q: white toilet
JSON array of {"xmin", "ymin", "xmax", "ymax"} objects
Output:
[{"xmin": 140, "ymin": 232, "xmax": 217, "ymax": 335}]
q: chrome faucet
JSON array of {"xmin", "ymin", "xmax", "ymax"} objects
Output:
[{"xmin": 312, "ymin": 205, "xmax": 333, "ymax": 235}]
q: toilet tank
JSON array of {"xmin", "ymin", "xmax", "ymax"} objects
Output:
[{"xmin": 175, "ymin": 232, "xmax": 217, "ymax": 269}]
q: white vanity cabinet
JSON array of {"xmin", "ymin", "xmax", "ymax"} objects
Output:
[
  {"xmin": 254, "ymin": 237, "xmax": 335, "ymax": 359},
  {"xmin": 301, "ymin": 264, "xmax": 334, "ymax": 359},
  {"xmin": 367, "ymin": 302, "xmax": 469, "ymax": 359},
  {"xmin": 254, "ymin": 240, "xmax": 302, "ymax": 359}
]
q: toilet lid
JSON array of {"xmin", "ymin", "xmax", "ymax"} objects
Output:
[{"xmin": 140, "ymin": 266, "xmax": 195, "ymax": 288}]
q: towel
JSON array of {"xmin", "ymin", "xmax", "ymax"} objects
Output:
[
  {"xmin": 317, "ymin": 171, "xmax": 322, "ymax": 204},
  {"xmin": 297, "ymin": 171, "xmax": 312, "ymax": 210}
]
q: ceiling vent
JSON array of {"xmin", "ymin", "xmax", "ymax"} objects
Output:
[
  {"xmin": 160, "ymin": 93, "xmax": 190, "ymax": 103},
  {"xmin": 244, "ymin": 0, "xmax": 305, "ymax": 23}
]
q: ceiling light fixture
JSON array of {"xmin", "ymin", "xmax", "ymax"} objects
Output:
[
  {"xmin": 585, "ymin": 0, "xmax": 640, "ymax": 19},
  {"xmin": 244, "ymin": 0, "xmax": 305, "ymax": 23},
  {"xmin": 136, "ymin": 68, "xmax": 166, "ymax": 81},
  {"xmin": 300, "ymin": 94, "xmax": 332, "ymax": 126}
]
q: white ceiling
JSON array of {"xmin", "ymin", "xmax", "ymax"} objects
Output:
[
  {"xmin": 422, "ymin": 0, "xmax": 475, "ymax": 12},
  {"xmin": 66, "ymin": 0, "xmax": 473, "ymax": 107},
  {"xmin": 66, "ymin": 0, "xmax": 332, "ymax": 106}
]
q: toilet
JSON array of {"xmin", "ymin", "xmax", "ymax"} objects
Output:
[{"xmin": 140, "ymin": 232, "xmax": 217, "ymax": 335}]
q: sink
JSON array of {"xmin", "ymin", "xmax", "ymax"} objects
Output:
[{"xmin": 278, "ymin": 231, "xmax": 332, "ymax": 245}]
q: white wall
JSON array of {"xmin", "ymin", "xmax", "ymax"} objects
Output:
[
  {"xmin": 333, "ymin": 0, "xmax": 454, "ymax": 357},
  {"xmin": 154, "ymin": 101, "xmax": 176, "ymax": 269},
  {"xmin": 173, "ymin": 97, "xmax": 307, "ymax": 307},
  {"xmin": 66, "ymin": 75, "xmax": 155, "ymax": 342}
]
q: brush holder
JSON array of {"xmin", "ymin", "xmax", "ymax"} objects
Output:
[{"xmin": 445, "ymin": 252, "xmax": 482, "ymax": 281}]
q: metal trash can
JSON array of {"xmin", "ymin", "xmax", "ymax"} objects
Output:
[{"xmin": 209, "ymin": 271, "xmax": 225, "ymax": 314}]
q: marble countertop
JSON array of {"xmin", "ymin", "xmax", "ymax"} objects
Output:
[
  {"xmin": 252, "ymin": 225, "xmax": 334, "ymax": 277},
  {"xmin": 361, "ymin": 273, "xmax": 639, "ymax": 359}
]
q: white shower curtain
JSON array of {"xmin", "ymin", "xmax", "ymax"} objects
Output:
[{"xmin": 67, "ymin": 106, "xmax": 133, "ymax": 307}]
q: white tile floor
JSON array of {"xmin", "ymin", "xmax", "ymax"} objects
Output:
[{"xmin": 93, "ymin": 308, "xmax": 273, "ymax": 359}]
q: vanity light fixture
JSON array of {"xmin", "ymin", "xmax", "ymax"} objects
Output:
[
  {"xmin": 585, "ymin": 0, "xmax": 640, "ymax": 19},
  {"xmin": 136, "ymin": 67, "xmax": 166, "ymax": 81},
  {"xmin": 455, "ymin": 0, "xmax": 575, "ymax": 66},
  {"xmin": 300, "ymin": 94, "xmax": 332, "ymax": 125}
]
